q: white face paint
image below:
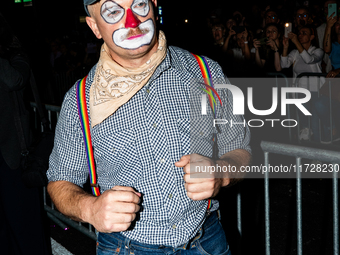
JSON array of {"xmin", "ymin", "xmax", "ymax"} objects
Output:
[
  {"xmin": 101, "ymin": 1, "xmax": 125, "ymax": 24},
  {"xmin": 112, "ymin": 19, "xmax": 155, "ymax": 50},
  {"xmin": 131, "ymin": 0, "xmax": 150, "ymax": 17}
]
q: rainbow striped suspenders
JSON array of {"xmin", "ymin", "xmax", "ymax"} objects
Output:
[
  {"xmin": 191, "ymin": 54, "xmax": 222, "ymax": 119},
  {"xmin": 191, "ymin": 54, "xmax": 220, "ymax": 212},
  {"xmin": 76, "ymin": 54, "xmax": 215, "ymax": 210},
  {"xmin": 76, "ymin": 75, "xmax": 100, "ymax": 197}
]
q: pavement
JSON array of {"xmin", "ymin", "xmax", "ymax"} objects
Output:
[{"xmin": 51, "ymin": 238, "xmax": 73, "ymax": 255}]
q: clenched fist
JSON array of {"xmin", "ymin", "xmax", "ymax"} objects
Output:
[
  {"xmin": 175, "ymin": 154, "xmax": 226, "ymax": 201},
  {"xmin": 86, "ymin": 186, "xmax": 141, "ymax": 233}
]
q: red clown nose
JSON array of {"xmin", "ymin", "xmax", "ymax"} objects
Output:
[{"xmin": 125, "ymin": 9, "xmax": 141, "ymax": 28}]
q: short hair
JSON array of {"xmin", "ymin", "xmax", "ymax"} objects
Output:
[
  {"xmin": 87, "ymin": 3, "xmax": 97, "ymax": 18},
  {"xmin": 265, "ymin": 9, "xmax": 279, "ymax": 17},
  {"xmin": 299, "ymin": 24, "xmax": 318, "ymax": 47},
  {"xmin": 212, "ymin": 22, "xmax": 225, "ymax": 30},
  {"xmin": 295, "ymin": 6, "xmax": 310, "ymax": 16},
  {"xmin": 323, "ymin": 0, "xmax": 339, "ymax": 5},
  {"xmin": 300, "ymin": 24, "xmax": 315, "ymax": 35},
  {"xmin": 264, "ymin": 22, "xmax": 282, "ymax": 36}
]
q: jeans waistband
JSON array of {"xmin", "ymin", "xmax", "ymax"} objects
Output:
[
  {"xmin": 98, "ymin": 210, "xmax": 220, "ymax": 251},
  {"xmin": 179, "ymin": 210, "xmax": 220, "ymax": 250}
]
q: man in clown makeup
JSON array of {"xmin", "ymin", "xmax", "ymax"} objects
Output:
[{"xmin": 46, "ymin": 0, "xmax": 251, "ymax": 254}]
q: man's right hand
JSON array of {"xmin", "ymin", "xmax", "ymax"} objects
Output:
[{"xmin": 86, "ymin": 186, "xmax": 141, "ymax": 233}]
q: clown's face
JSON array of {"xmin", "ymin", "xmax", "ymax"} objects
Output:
[{"xmin": 86, "ymin": 0, "xmax": 158, "ymax": 67}]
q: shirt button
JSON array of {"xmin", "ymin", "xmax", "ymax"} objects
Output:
[
  {"xmin": 146, "ymin": 89, "xmax": 150, "ymax": 94},
  {"xmin": 153, "ymin": 123, "xmax": 157, "ymax": 128},
  {"xmin": 169, "ymin": 194, "xmax": 173, "ymax": 199},
  {"xmin": 172, "ymin": 224, "xmax": 177, "ymax": 229},
  {"xmin": 160, "ymin": 158, "xmax": 165, "ymax": 163},
  {"xmin": 199, "ymin": 131, "xmax": 204, "ymax": 136}
]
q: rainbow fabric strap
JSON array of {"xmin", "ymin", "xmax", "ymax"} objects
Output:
[
  {"xmin": 191, "ymin": 54, "xmax": 222, "ymax": 119},
  {"xmin": 192, "ymin": 54, "xmax": 217, "ymax": 211},
  {"xmin": 76, "ymin": 75, "xmax": 100, "ymax": 197}
]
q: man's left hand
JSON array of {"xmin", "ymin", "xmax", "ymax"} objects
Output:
[{"xmin": 175, "ymin": 154, "xmax": 226, "ymax": 201}]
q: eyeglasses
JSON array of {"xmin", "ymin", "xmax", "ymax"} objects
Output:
[{"xmin": 297, "ymin": 13, "xmax": 308, "ymax": 18}]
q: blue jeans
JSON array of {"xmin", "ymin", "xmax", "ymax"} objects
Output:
[{"xmin": 96, "ymin": 211, "xmax": 230, "ymax": 255}]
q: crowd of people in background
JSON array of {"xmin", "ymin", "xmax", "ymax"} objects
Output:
[
  {"xmin": 16, "ymin": 0, "xmax": 340, "ymax": 144},
  {"xmin": 201, "ymin": 0, "xmax": 340, "ymax": 144}
]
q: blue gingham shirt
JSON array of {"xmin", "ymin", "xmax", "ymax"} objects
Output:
[{"xmin": 47, "ymin": 46, "xmax": 251, "ymax": 247}]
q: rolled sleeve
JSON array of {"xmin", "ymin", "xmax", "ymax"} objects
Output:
[
  {"xmin": 300, "ymin": 48, "xmax": 324, "ymax": 64},
  {"xmin": 216, "ymin": 89, "xmax": 251, "ymax": 158},
  {"xmin": 203, "ymin": 57, "xmax": 251, "ymax": 158},
  {"xmin": 281, "ymin": 55, "xmax": 292, "ymax": 68}
]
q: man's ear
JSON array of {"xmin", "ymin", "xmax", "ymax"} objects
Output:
[
  {"xmin": 310, "ymin": 34, "xmax": 315, "ymax": 41},
  {"xmin": 86, "ymin": 16, "xmax": 102, "ymax": 39}
]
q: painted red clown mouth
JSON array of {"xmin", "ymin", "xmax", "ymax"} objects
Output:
[
  {"xmin": 123, "ymin": 27, "xmax": 150, "ymax": 41},
  {"xmin": 126, "ymin": 34, "xmax": 145, "ymax": 40}
]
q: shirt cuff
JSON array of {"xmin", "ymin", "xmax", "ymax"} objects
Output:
[
  {"xmin": 299, "ymin": 49, "xmax": 311, "ymax": 62},
  {"xmin": 280, "ymin": 56, "xmax": 288, "ymax": 67}
]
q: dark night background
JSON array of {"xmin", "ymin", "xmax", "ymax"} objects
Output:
[
  {"xmin": 1, "ymin": 1, "xmax": 338, "ymax": 255},
  {"xmin": 1, "ymin": 0, "xmax": 283, "ymax": 59}
]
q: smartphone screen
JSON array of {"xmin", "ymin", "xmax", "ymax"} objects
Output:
[
  {"xmin": 258, "ymin": 37, "xmax": 268, "ymax": 45},
  {"xmin": 328, "ymin": 3, "xmax": 337, "ymax": 17},
  {"xmin": 284, "ymin": 23, "xmax": 292, "ymax": 38}
]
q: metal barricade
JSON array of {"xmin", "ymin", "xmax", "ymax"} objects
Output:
[
  {"xmin": 30, "ymin": 102, "xmax": 98, "ymax": 241},
  {"xmin": 51, "ymin": 70, "xmax": 88, "ymax": 104},
  {"xmin": 266, "ymin": 72, "xmax": 292, "ymax": 142},
  {"xmin": 295, "ymin": 72, "xmax": 339, "ymax": 145},
  {"xmin": 260, "ymin": 141, "xmax": 339, "ymax": 255}
]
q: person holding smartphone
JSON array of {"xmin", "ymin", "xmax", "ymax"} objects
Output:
[
  {"xmin": 223, "ymin": 26, "xmax": 255, "ymax": 77},
  {"xmin": 317, "ymin": 13, "xmax": 340, "ymax": 143},
  {"xmin": 323, "ymin": 11, "xmax": 339, "ymax": 59},
  {"xmin": 253, "ymin": 23, "xmax": 282, "ymax": 72},
  {"xmin": 281, "ymin": 25, "xmax": 325, "ymax": 142},
  {"xmin": 316, "ymin": 0, "xmax": 338, "ymax": 73}
]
